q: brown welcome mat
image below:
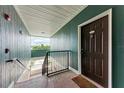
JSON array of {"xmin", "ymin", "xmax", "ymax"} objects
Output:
[{"xmin": 72, "ymin": 75, "xmax": 97, "ymax": 88}]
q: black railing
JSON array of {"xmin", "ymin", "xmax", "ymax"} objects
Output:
[
  {"xmin": 42, "ymin": 50, "xmax": 71, "ymax": 76},
  {"xmin": 6, "ymin": 58, "xmax": 29, "ymax": 70},
  {"xmin": 42, "ymin": 52, "xmax": 49, "ymax": 75}
]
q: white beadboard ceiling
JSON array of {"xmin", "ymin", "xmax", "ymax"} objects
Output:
[{"xmin": 14, "ymin": 5, "xmax": 87, "ymax": 37}]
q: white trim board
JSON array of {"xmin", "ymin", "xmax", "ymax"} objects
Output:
[
  {"xmin": 69, "ymin": 66, "xmax": 80, "ymax": 74},
  {"xmin": 8, "ymin": 81, "xmax": 15, "ymax": 88},
  {"xmin": 78, "ymin": 9, "xmax": 112, "ymax": 88}
]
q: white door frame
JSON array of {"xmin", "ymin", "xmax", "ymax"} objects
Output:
[{"xmin": 78, "ymin": 9, "xmax": 112, "ymax": 88}]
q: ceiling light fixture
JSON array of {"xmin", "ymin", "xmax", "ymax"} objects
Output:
[
  {"xmin": 19, "ymin": 30, "xmax": 23, "ymax": 35},
  {"xmin": 41, "ymin": 32, "xmax": 45, "ymax": 34}
]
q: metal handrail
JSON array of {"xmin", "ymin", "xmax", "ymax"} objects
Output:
[
  {"xmin": 15, "ymin": 59, "xmax": 30, "ymax": 70},
  {"xmin": 5, "ymin": 58, "xmax": 30, "ymax": 70},
  {"xmin": 42, "ymin": 52, "xmax": 48, "ymax": 75},
  {"xmin": 47, "ymin": 50, "xmax": 71, "ymax": 53},
  {"xmin": 42, "ymin": 50, "xmax": 71, "ymax": 76}
]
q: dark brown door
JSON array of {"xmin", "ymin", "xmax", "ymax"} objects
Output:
[{"xmin": 81, "ymin": 15, "xmax": 108, "ymax": 87}]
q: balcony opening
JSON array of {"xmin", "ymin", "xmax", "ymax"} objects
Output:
[{"xmin": 30, "ymin": 36, "xmax": 50, "ymax": 76}]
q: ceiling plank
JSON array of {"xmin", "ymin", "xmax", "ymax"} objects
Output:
[{"xmin": 14, "ymin": 5, "xmax": 87, "ymax": 37}]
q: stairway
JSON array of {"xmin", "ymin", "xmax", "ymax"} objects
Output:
[{"xmin": 15, "ymin": 75, "xmax": 48, "ymax": 88}]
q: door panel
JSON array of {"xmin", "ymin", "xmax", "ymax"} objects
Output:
[{"xmin": 81, "ymin": 15, "xmax": 108, "ymax": 87}]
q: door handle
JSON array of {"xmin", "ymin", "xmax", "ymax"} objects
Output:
[{"xmin": 5, "ymin": 59, "xmax": 14, "ymax": 63}]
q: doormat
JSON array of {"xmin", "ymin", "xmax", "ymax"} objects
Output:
[{"xmin": 72, "ymin": 75, "xmax": 97, "ymax": 88}]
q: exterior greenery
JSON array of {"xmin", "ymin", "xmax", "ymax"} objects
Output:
[{"xmin": 32, "ymin": 44, "xmax": 50, "ymax": 50}]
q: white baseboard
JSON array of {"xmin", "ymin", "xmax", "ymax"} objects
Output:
[
  {"xmin": 69, "ymin": 66, "xmax": 80, "ymax": 74},
  {"xmin": 7, "ymin": 70, "xmax": 27, "ymax": 88},
  {"xmin": 7, "ymin": 61, "xmax": 30, "ymax": 88},
  {"xmin": 8, "ymin": 81, "xmax": 15, "ymax": 88}
]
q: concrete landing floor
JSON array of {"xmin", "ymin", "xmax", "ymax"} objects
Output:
[{"xmin": 14, "ymin": 70, "xmax": 79, "ymax": 88}]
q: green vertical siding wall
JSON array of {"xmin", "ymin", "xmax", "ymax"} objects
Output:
[
  {"xmin": 0, "ymin": 5, "xmax": 31, "ymax": 87},
  {"xmin": 31, "ymin": 50, "xmax": 47, "ymax": 57},
  {"xmin": 50, "ymin": 5, "xmax": 124, "ymax": 87}
]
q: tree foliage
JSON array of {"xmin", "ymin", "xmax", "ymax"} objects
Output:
[{"xmin": 32, "ymin": 44, "xmax": 50, "ymax": 50}]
